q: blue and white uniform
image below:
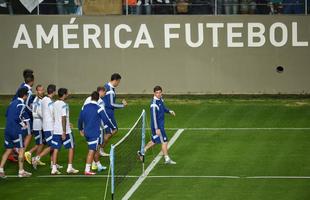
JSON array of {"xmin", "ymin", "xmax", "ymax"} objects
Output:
[
  {"xmin": 83, "ymin": 96, "xmax": 107, "ymax": 144},
  {"xmin": 103, "ymin": 82, "xmax": 124, "ymax": 133},
  {"xmin": 51, "ymin": 100, "xmax": 74, "ymax": 150},
  {"xmin": 78, "ymin": 101, "xmax": 116, "ymax": 150},
  {"xmin": 12, "ymin": 83, "xmax": 34, "ymax": 135},
  {"xmin": 4, "ymin": 98, "xmax": 29, "ymax": 149},
  {"xmin": 32, "ymin": 96, "xmax": 43, "ymax": 145},
  {"xmin": 150, "ymin": 96, "xmax": 171, "ymax": 144}
]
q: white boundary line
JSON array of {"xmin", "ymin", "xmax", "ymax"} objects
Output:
[
  {"xmin": 5, "ymin": 175, "xmax": 310, "ymax": 179},
  {"xmin": 121, "ymin": 128, "xmax": 185, "ymax": 200},
  {"xmin": 1, "ymin": 127, "xmax": 310, "ymax": 131}
]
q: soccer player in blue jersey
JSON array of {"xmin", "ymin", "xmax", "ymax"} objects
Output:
[
  {"xmin": 15, "ymin": 74, "xmax": 35, "ymax": 152},
  {"xmin": 139, "ymin": 86, "xmax": 176, "ymax": 164},
  {"xmin": 102, "ymin": 73, "xmax": 127, "ymax": 154},
  {"xmin": 0, "ymin": 88, "xmax": 32, "ymax": 178},
  {"xmin": 79, "ymin": 91, "xmax": 117, "ymax": 175},
  {"xmin": 9, "ymin": 70, "xmax": 35, "ymax": 163}
]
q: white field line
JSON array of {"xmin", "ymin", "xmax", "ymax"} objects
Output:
[
  {"xmin": 121, "ymin": 129, "xmax": 185, "ymax": 200},
  {"xmin": 5, "ymin": 175, "xmax": 310, "ymax": 180},
  {"xmin": 1, "ymin": 127, "xmax": 310, "ymax": 131}
]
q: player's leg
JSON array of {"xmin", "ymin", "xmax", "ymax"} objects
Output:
[
  {"xmin": 99, "ymin": 128, "xmax": 110, "ymax": 157},
  {"xmin": 51, "ymin": 135, "xmax": 62, "ymax": 175},
  {"xmin": 23, "ymin": 121, "xmax": 33, "ymax": 150},
  {"xmin": 0, "ymin": 148, "xmax": 13, "ymax": 178},
  {"xmin": 65, "ymin": 133, "xmax": 79, "ymax": 174},
  {"xmin": 100, "ymin": 111, "xmax": 118, "ymax": 156},
  {"xmin": 16, "ymin": 133, "xmax": 32, "ymax": 177},
  {"xmin": 93, "ymin": 137, "xmax": 106, "ymax": 172},
  {"xmin": 85, "ymin": 149, "xmax": 96, "ymax": 175},
  {"xmin": 25, "ymin": 130, "xmax": 41, "ymax": 164},
  {"xmin": 160, "ymin": 129, "xmax": 176, "ymax": 165},
  {"xmin": 32, "ymin": 131, "xmax": 53, "ymax": 169},
  {"xmin": 85, "ymin": 137, "xmax": 100, "ymax": 175}
]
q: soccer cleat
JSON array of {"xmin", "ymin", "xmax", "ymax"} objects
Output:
[
  {"xmin": 51, "ymin": 170, "xmax": 61, "ymax": 175},
  {"xmin": 99, "ymin": 149, "xmax": 110, "ymax": 157},
  {"xmin": 67, "ymin": 168, "xmax": 79, "ymax": 174},
  {"xmin": 97, "ymin": 165, "xmax": 107, "ymax": 172},
  {"xmin": 137, "ymin": 151, "xmax": 144, "ymax": 161},
  {"xmin": 0, "ymin": 172, "xmax": 6, "ymax": 179},
  {"xmin": 84, "ymin": 171, "xmax": 96, "ymax": 176},
  {"xmin": 91, "ymin": 163, "xmax": 98, "ymax": 171},
  {"xmin": 32, "ymin": 158, "xmax": 38, "ymax": 170},
  {"xmin": 37, "ymin": 160, "xmax": 46, "ymax": 166},
  {"xmin": 18, "ymin": 170, "xmax": 32, "ymax": 178},
  {"xmin": 24, "ymin": 151, "xmax": 32, "ymax": 164},
  {"xmin": 164, "ymin": 159, "xmax": 176, "ymax": 165},
  {"xmin": 8, "ymin": 154, "xmax": 18, "ymax": 163},
  {"xmin": 50, "ymin": 164, "xmax": 63, "ymax": 169}
]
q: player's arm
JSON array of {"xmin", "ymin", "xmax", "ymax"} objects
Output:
[
  {"xmin": 15, "ymin": 104, "xmax": 28, "ymax": 129},
  {"xmin": 98, "ymin": 107, "xmax": 116, "ymax": 130},
  {"xmin": 163, "ymin": 103, "xmax": 176, "ymax": 116},
  {"xmin": 109, "ymin": 91, "xmax": 126, "ymax": 109},
  {"xmin": 61, "ymin": 104, "xmax": 67, "ymax": 140},
  {"xmin": 78, "ymin": 110, "xmax": 84, "ymax": 136},
  {"xmin": 151, "ymin": 104, "xmax": 161, "ymax": 136}
]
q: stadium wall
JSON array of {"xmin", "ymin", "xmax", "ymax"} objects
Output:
[{"xmin": 0, "ymin": 15, "xmax": 309, "ymax": 94}]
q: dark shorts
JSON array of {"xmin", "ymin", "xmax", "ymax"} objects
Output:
[{"xmin": 151, "ymin": 128, "xmax": 168, "ymax": 144}]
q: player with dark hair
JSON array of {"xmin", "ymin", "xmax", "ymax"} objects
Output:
[
  {"xmin": 101, "ymin": 73, "xmax": 128, "ymax": 156},
  {"xmin": 138, "ymin": 86, "xmax": 177, "ymax": 164},
  {"xmin": 0, "ymin": 88, "xmax": 32, "ymax": 178},
  {"xmin": 79, "ymin": 91, "xmax": 116, "ymax": 175},
  {"xmin": 50, "ymin": 88, "xmax": 78, "ymax": 175}
]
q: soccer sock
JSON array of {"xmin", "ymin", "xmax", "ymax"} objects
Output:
[
  {"xmin": 18, "ymin": 169, "xmax": 24, "ymax": 174},
  {"xmin": 68, "ymin": 164, "xmax": 73, "ymax": 170},
  {"xmin": 96, "ymin": 161, "xmax": 103, "ymax": 168},
  {"xmin": 52, "ymin": 164, "xmax": 57, "ymax": 172},
  {"xmin": 0, "ymin": 168, "xmax": 4, "ymax": 173},
  {"xmin": 85, "ymin": 164, "xmax": 91, "ymax": 172},
  {"xmin": 92, "ymin": 161, "xmax": 97, "ymax": 166},
  {"xmin": 36, "ymin": 156, "xmax": 40, "ymax": 160},
  {"xmin": 164, "ymin": 155, "xmax": 170, "ymax": 161}
]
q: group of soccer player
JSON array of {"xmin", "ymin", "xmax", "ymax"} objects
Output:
[{"xmin": 0, "ymin": 69, "xmax": 176, "ymax": 178}]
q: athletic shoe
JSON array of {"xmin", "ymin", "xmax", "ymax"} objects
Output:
[
  {"xmin": 8, "ymin": 154, "xmax": 18, "ymax": 163},
  {"xmin": 37, "ymin": 160, "xmax": 46, "ymax": 166},
  {"xmin": 99, "ymin": 148, "xmax": 110, "ymax": 157},
  {"xmin": 91, "ymin": 163, "xmax": 98, "ymax": 171},
  {"xmin": 32, "ymin": 158, "xmax": 38, "ymax": 170},
  {"xmin": 84, "ymin": 171, "xmax": 96, "ymax": 176},
  {"xmin": 67, "ymin": 168, "xmax": 79, "ymax": 174},
  {"xmin": 51, "ymin": 170, "xmax": 61, "ymax": 175},
  {"xmin": 137, "ymin": 151, "xmax": 144, "ymax": 161},
  {"xmin": 18, "ymin": 170, "xmax": 32, "ymax": 178},
  {"xmin": 50, "ymin": 164, "xmax": 63, "ymax": 169},
  {"xmin": 164, "ymin": 159, "xmax": 176, "ymax": 165},
  {"xmin": 24, "ymin": 151, "xmax": 32, "ymax": 164},
  {"xmin": 0, "ymin": 172, "xmax": 6, "ymax": 179},
  {"xmin": 97, "ymin": 165, "xmax": 107, "ymax": 172}
]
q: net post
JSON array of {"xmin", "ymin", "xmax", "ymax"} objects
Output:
[
  {"xmin": 141, "ymin": 109, "xmax": 146, "ymax": 175},
  {"xmin": 110, "ymin": 145, "xmax": 115, "ymax": 200}
]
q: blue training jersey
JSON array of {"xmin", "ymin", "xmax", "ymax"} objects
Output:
[
  {"xmin": 12, "ymin": 82, "xmax": 34, "ymax": 120},
  {"xmin": 150, "ymin": 97, "xmax": 170, "ymax": 130},
  {"xmin": 103, "ymin": 82, "xmax": 124, "ymax": 111},
  {"xmin": 5, "ymin": 97, "xmax": 30, "ymax": 135},
  {"xmin": 78, "ymin": 101, "xmax": 116, "ymax": 138}
]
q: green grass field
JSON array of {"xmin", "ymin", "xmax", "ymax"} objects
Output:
[{"xmin": 1, "ymin": 96, "xmax": 310, "ymax": 200}]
